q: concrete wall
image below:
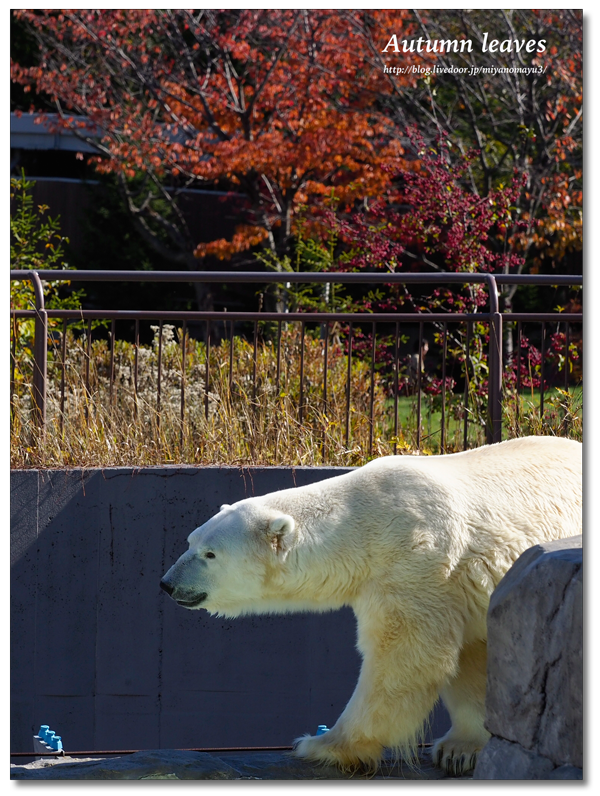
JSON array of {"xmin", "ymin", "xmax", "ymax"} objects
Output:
[{"xmin": 11, "ymin": 466, "xmax": 450, "ymax": 755}]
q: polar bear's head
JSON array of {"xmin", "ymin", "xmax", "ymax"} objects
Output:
[{"xmin": 160, "ymin": 500, "xmax": 296, "ymax": 616}]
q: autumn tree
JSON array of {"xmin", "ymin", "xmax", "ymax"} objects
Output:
[
  {"xmin": 11, "ymin": 8, "xmax": 418, "ymax": 307},
  {"xmin": 11, "ymin": 9, "xmax": 581, "ymax": 310},
  {"xmin": 351, "ymin": 8, "xmax": 582, "ymax": 277},
  {"xmin": 336, "ymin": 8, "xmax": 581, "ymax": 369},
  {"xmin": 315, "ymin": 133, "xmax": 580, "ymax": 426}
]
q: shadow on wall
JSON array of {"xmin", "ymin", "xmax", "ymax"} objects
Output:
[{"xmin": 11, "ymin": 466, "xmax": 451, "ymax": 754}]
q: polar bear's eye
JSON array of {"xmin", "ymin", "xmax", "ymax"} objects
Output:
[{"xmin": 205, "ymin": 551, "xmax": 216, "ymax": 559}]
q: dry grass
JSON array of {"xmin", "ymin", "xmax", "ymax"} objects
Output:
[
  {"xmin": 11, "ymin": 324, "xmax": 582, "ymax": 469},
  {"xmin": 503, "ymin": 386, "xmax": 583, "ymax": 441},
  {"xmin": 11, "ymin": 324, "xmax": 399, "ymax": 469}
]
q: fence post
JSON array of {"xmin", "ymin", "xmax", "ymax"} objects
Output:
[
  {"xmin": 30, "ymin": 271, "xmax": 48, "ymax": 433},
  {"xmin": 486, "ymin": 275, "xmax": 503, "ymax": 444}
]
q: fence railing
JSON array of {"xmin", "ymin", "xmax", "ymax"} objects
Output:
[{"xmin": 10, "ymin": 270, "xmax": 582, "ymax": 459}]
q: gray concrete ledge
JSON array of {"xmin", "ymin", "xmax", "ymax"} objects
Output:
[{"xmin": 11, "ymin": 747, "xmax": 473, "ymax": 780}]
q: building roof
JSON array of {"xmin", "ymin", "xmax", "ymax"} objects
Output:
[{"xmin": 10, "ymin": 113, "xmax": 101, "ymax": 153}]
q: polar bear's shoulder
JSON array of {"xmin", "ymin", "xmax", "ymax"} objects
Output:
[{"xmin": 359, "ymin": 435, "xmax": 580, "ymax": 479}]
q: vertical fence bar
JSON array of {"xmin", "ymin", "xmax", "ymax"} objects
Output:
[
  {"xmin": 180, "ymin": 320, "xmax": 187, "ymax": 450},
  {"xmin": 369, "ymin": 322, "xmax": 376, "ymax": 456},
  {"xmin": 48, "ymin": 330, "xmax": 60, "ymax": 422},
  {"xmin": 463, "ymin": 321, "xmax": 471, "ymax": 451},
  {"xmin": 109, "ymin": 319, "xmax": 116, "ymax": 407},
  {"xmin": 485, "ymin": 275, "xmax": 503, "ymax": 445},
  {"xmin": 486, "ymin": 315, "xmax": 494, "ymax": 445},
  {"xmin": 229, "ymin": 320, "xmax": 234, "ymax": 393},
  {"xmin": 252, "ymin": 321, "xmax": 258, "ymax": 405},
  {"xmin": 539, "ymin": 321, "xmax": 546, "ymax": 420},
  {"xmin": 85, "ymin": 319, "xmax": 92, "ymax": 392},
  {"xmin": 322, "ymin": 321, "xmax": 329, "ymax": 463},
  {"xmin": 205, "ymin": 320, "xmax": 211, "ymax": 421},
  {"xmin": 562, "ymin": 321, "xmax": 571, "ymax": 434},
  {"xmin": 275, "ymin": 320, "xmax": 282, "ymax": 396},
  {"xmin": 299, "ymin": 321, "xmax": 306, "ymax": 427},
  {"xmin": 156, "ymin": 320, "xmax": 163, "ymax": 431},
  {"xmin": 322, "ymin": 322, "xmax": 329, "ymax": 410},
  {"xmin": 345, "ymin": 323, "xmax": 353, "ymax": 449},
  {"xmin": 60, "ymin": 318, "xmax": 67, "ymax": 434},
  {"xmin": 441, "ymin": 322, "xmax": 447, "ymax": 453},
  {"xmin": 393, "ymin": 321, "xmax": 400, "ymax": 455},
  {"xmin": 84, "ymin": 318, "xmax": 92, "ymax": 422},
  {"xmin": 516, "ymin": 321, "xmax": 522, "ymax": 435},
  {"xmin": 11, "ymin": 316, "xmax": 18, "ymax": 426},
  {"xmin": 30, "ymin": 272, "xmax": 48, "ymax": 432},
  {"xmin": 487, "ymin": 312, "xmax": 503, "ymax": 444},
  {"xmin": 416, "ymin": 322, "xmax": 423, "ymax": 452},
  {"xmin": 564, "ymin": 322, "xmax": 570, "ymax": 392},
  {"xmin": 134, "ymin": 319, "xmax": 139, "ymax": 419}
]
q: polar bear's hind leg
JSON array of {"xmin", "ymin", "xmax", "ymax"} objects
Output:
[
  {"xmin": 294, "ymin": 609, "xmax": 454, "ymax": 772},
  {"xmin": 432, "ymin": 639, "xmax": 490, "ymax": 775}
]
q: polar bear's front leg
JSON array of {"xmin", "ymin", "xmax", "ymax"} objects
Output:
[
  {"xmin": 294, "ymin": 724, "xmax": 383, "ymax": 771},
  {"xmin": 294, "ymin": 612, "xmax": 458, "ymax": 770}
]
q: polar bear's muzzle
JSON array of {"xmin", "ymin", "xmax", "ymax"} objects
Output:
[
  {"xmin": 160, "ymin": 554, "xmax": 210, "ymax": 609},
  {"xmin": 163, "ymin": 586, "xmax": 207, "ymax": 609},
  {"xmin": 159, "ymin": 577, "xmax": 208, "ymax": 608},
  {"xmin": 176, "ymin": 593, "xmax": 207, "ymax": 608}
]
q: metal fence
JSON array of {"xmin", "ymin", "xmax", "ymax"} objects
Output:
[{"xmin": 10, "ymin": 270, "xmax": 582, "ymax": 456}]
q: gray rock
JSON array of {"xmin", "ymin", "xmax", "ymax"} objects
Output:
[
  {"xmin": 473, "ymin": 737, "xmax": 555, "ymax": 780},
  {"xmin": 473, "ymin": 739, "xmax": 583, "ymax": 781},
  {"xmin": 474, "ymin": 536, "xmax": 582, "ymax": 779},
  {"xmin": 547, "ymin": 764, "xmax": 583, "ymax": 780},
  {"xmin": 10, "ymin": 749, "xmax": 242, "ymax": 780}
]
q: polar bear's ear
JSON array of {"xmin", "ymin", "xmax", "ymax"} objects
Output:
[
  {"xmin": 268, "ymin": 514, "xmax": 296, "ymax": 560},
  {"xmin": 220, "ymin": 504, "xmax": 231, "ymax": 512}
]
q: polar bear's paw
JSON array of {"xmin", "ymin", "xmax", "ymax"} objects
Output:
[
  {"xmin": 431, "ymin": 732, "xmax": 488, "ymax": 776},
  {"xmin": 293, "ymin": 731, "xmax": 382, "ymax": 772}
]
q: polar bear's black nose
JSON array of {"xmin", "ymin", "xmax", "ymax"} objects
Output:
[{"xmin": 160, "ymin": 579, "xmax": 174, "ymax": 596}]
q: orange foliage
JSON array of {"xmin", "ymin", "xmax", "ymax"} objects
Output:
[
  {"xmin": 12, "ymin": 9, "xmax": 418, "ymax": 260},
  {"xmin": 11, "ymin": 9, "xmax": 582, "ymax": 270}
]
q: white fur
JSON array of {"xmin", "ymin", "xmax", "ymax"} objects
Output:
[{"xmin": 161, "ymin": 436, "xmax": 582, "ymax": 773}]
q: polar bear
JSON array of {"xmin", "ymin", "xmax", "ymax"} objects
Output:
[{"xmin": 160, "ymin": 436, "xmax": 582, "ymax": 774}]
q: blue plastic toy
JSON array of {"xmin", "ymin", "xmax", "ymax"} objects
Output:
[
  {"xmin": 50, "ymin": 735, "xmax": 63, "ymax": 751},
  {"xmin": 33, "ymin": 724, "xmax": 63, "ymax": 754}
]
